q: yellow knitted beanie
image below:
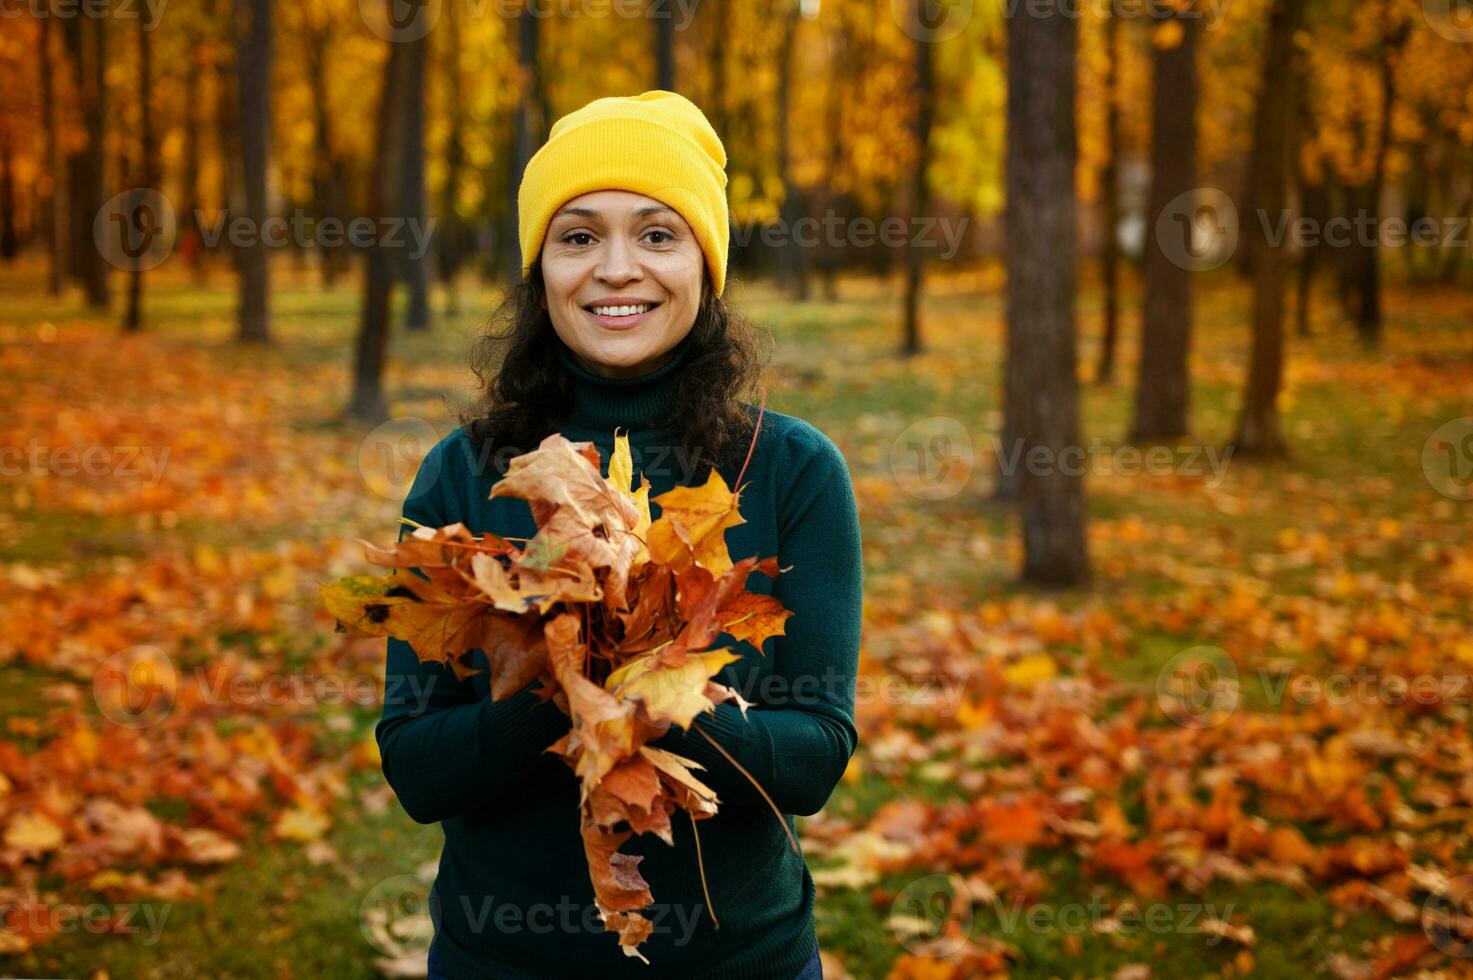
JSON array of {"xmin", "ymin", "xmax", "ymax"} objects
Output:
[{"xmin": 517, "ymin": 90, "xmax": 730, "ymax": 297}]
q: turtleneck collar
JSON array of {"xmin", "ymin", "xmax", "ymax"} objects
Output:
[{"xmin": 557, "ymin": 332, "xmax": 693, "ymax": 434}]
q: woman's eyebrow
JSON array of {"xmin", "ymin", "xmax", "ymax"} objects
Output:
[{"xmin": 552, "ymin": 205, "xmax": 675, "ymax": 220}]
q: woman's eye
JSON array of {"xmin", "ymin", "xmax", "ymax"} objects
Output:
[
  {"xmin": 643, "ymin": 229, "xmax": 673, "ymax": 245},
  {"xmin": 563, "ymin": 232, "xmax": 593, "ymax": 246}
]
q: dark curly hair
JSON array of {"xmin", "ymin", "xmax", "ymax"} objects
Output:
[{"xmin": 461, "ymin": 260, "xmax": 770, "ymax": 481}]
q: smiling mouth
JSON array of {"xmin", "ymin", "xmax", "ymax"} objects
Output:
[{"xmin": 584, "ymin": 302, "xmax": 661, "ymax": 318}]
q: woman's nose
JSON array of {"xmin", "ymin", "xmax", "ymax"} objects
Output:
[{"xmin": 595, "ymin": 236, "xmax": 643, "ymax": 285}]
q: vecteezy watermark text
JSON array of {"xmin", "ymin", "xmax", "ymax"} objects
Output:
[
  {"xmin": 890, "ymin": 873, "xmax": 1240, "ymax": 957},
  {"xmin": 730, "ymin": 212, "xmax": 970, "ymax": 261},
  {"xmin": 0, "ymin": 441, "xmax": 170, "ymax": 485},
  {"xmin": 93, "ymin": 645, "xmax": 438, "ymax": 729},
  {"xmin": 94, "ymin": 188, "xmax": 437, "ymax": 273},
  {"xmin": 1000, "ymin": 0, "xmax": 1232, "ymax": 29},
  {"xmin": 992, "ymin": 437, "xmax": 1234, "ymax": 486},
  {"xmin": 0, "ymin": 900, "xmax": 172, "ymax": 945},
  {"xmin": 194, "ymin": 210, "xmax": 435, "ymax": 260},
  {"xmin": 457, "ymin": 894, "xmax": 704, "ymax": 945},
  {"xmin": 360, "ymin": 0, "xmax": 702, "ymax": 44},
  {"xmin": 0, "ymin": 0, "xmax": 168, "ymax": 25}
]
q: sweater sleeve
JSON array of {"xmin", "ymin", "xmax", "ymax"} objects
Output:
[
  {"xmin": 648, "ymin": 423, "xmax": 864, "ymax": 817},
  {"xmin": 374, "ymin": 437, "xmax": 572, "ymax": 826}
]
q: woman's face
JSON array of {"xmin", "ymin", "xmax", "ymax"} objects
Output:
[{"xmin": 540, "ymin": 189, "xmax": 706, "ymax": 379}]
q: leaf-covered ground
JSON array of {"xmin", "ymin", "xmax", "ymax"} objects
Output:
[{"xmin": 1, "ymin": 261, "xmax": 1471, "ymax": 979}]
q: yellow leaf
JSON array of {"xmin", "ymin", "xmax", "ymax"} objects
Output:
[
  {"xmin": 606, "ymin": 648, "xmax": 742, "ymax": 729},
  {"xmin": 1004, "ymin": 654, "xmax": 1057, "ymax": 689},
  {"xmin": 274, "ymin": 807, "xmax": 330, "ymax": 843},
  {"xmin": 606, "ymin": 432, "xmax": 653, "ymax": 568},
  {"xmin": 648, "ymin": 468, "xmax": 745, "ymax": 576},
  {"xmin": 4, "ymin": 811, "xmax": 64, "ymax": 854}
]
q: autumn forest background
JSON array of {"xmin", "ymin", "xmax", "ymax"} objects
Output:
[{"xmin": 1, "ymin": 0, "xmax": 1473, "ymax": 976}]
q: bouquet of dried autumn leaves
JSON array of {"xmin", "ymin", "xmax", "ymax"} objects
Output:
[{"xmin": 323, "ymin": 431, "xmax": 794, "ymax": 963}]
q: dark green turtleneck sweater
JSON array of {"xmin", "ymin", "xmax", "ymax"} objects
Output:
[{"xmin": 375, "ymin": 333, "xmax": 864, "ymax": 980}]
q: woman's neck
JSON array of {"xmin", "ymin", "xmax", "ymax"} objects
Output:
[{"xmin": 557, "ymin": 334, "xmax": 693, "ymax": 433}]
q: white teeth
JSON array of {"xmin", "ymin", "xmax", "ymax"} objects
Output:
[{"xmin": 591, "ymin": 304, "xmax": 651, "ymax": 317}]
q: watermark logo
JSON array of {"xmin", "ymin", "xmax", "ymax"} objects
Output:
[
  {"xmin": 1423, "ymin": 0, "xmax": 1473, "ymax": 42},
  {"xmin": 93, "ymin": 645, "xmax": 178, "ymax": 728},
  {"xmin": 1155, "ymin": 187, "xmax": 1238, "ymax": 272},
  {"xmin": 890, "ymin": 873, "xmax": 974, "ymax": 956},
  {"xmin": 1155, "ymin": 645, "xmax": 1238, "ymax": 728},
  {"xmin": 890, "ymin": 417, "xmax": 975, "ymax": 500},
  {"xmin": 1424, "ymin": 874, "xmax": 1473, "ymax": 957},
  {"xmin": 360, "ymin": 417, "xmax": 441, "ymax": 502},
  {"xmin": 1422, "ymin": 417, "xmax": 1473, "ymax": 501},
  {"xmin": 894, "ymin": 0, "xmax": 974, "ymax": 42},
  {"xmin": 360, "ymin": 0, "xmax": 441, "ymax": 41},
  {"xmin": 95, "ymin": 188, "xmax": 176, "ymax": 273},
  {"xmin": 361, "ymin": 872, "xmax": 437, "ymax": 958}
]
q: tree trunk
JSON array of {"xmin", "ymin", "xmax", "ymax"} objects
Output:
[
  {"xmin": 349, "ymin": 34, "xmax": 415, "ymax": 420},
  {"xmin": 40, "ymin": 17, "xmax": 69, "ymax": 294},
  {"xmin": 501, "ymin": 5, "xmax": 542, "ymax": 283},
  {"xmin": 181, "ymin": 26, "xmax": 206, "ymax": 285},
  {"xmin": 775, "ymin": 2, "xmax": 810, "ymax": 301},
  {"xmin": 440, "ymin": 4, "xmax": 467, "ymax": 314},
  {"xmin": 708, "ymin": 0, "xmax": 729, "ymax": 139},
  {"xmin": 234, "ymin": 0, "xmax": 272, "ymax": 343},
  {"xmin": 1131, "ymin": 11, "xmax": 1199, "ymax": 439},
  {"xmin": 1233, "ymin": 0, "xmax": 1305, "ymax": 455},
  {"xmin": 0, "ymin": 138, "xmax": 16, "ymax": 262},
  {"xmin": 816, "ymin": 16, "xmax": 851, "ymax": 302},
  {"xmin": 901, "ymin": 0, "xmax": 935, "ymax": 357},
  {"xmin": 123, "ymin": 0, "xmax": 156, "ymax": 332},
  {"xmin": 1294, "ymin": 180, "xmax": 1329, "ymax": 337},
  {"xmin": 63, "ymin": 11, "xmax": 111, "ymax": 308},
  {"xmin": 1346, "ymin": 0, "xmax": 1405, "ymax": 349},
  {"xmin": 1095, "ymin": 6, "xmax": 1121, "ymax": 385},
  {"xmin": 401, "ymin": 27, "xmax": 431, "ymax": 331},
  {"xmin": 654, "ymin": 0, "xmax": 676, "ymax": 90},
  {"xmin": 306, "ymin": 26, "xmax": 346, "ymax": 286},
  {"xmin": 1004, "ymin": 1, "xmax": 1089, "ymax": 586}
]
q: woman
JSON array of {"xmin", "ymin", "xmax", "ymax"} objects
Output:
[{"xmin": 375, "ymin": 90, "xmax": 862, "ymax": 980}]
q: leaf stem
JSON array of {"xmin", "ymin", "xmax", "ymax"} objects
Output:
[
  {"xmin": 687, "ymin": 809, "xmax": 720, "ymax": 931},
  {"xmin": 733, "ymin": 385, "xmax": 768, "ymax": 500},
  {"xmin": 691, "ymin": 720, "xmax": 798, "ymax": 855}
]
